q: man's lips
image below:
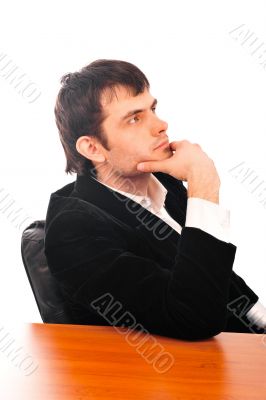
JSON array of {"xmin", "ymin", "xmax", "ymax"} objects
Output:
[{"xmin": 154, "ymin": 140, "xmax": 169, "ymax": 150}]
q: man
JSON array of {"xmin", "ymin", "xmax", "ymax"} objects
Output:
[{"xmin": 44, "ymin": 59, "xmax": 266, "ymax": 340}]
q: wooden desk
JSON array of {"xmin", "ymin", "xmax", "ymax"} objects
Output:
[{"xmin": 1, "ymin": 323, "xmax": 266, "ymax": 399}]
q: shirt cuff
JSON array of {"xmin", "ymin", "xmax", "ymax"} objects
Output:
[
  {"xmin": 185, "ymin": 197, "xmax": 230, "ymax": 243},
  {"xmin": 246, "ymin": 300, "xmax": 266, "ymax": 329}
]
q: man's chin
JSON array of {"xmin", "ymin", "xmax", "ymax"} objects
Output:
[
  {"xmin": 140, "ymin": 148, "xmax": 173, "ymax": 163},
  {"xmin": 158, "ymin": 147, "xmax": 173, "ymax": 159}
]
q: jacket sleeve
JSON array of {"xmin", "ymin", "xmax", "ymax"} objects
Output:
[
  {"xmin": 223, "ymin": 270, "xmax": 260, "ymax": 333},
  {"xmin": 44, "ymin": 208, "xmax": 237, "ymax": 341}
]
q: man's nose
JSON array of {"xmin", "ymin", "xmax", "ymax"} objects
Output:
[{"xmin": 151, "ymin": 116, "xmax": 168, "ymax": 136}]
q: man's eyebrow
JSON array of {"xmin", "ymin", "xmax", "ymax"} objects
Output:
[{"xmin": 121, "ymin": 98, "xmax": 158, "ymax": 121}]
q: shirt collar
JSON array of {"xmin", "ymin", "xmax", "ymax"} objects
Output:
[{"xmin": 91, "ymin": 173, "xmax": 168, "ymax": 212}]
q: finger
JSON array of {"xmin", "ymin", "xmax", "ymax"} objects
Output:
[
  {"xmin": 169, "ymin": 140, "xmax": 183, "ymax": 151},
  {"xmin": 137, "ymin": 160, "xmax": 167, "ymax": 173},
  {"xmin": 169, "ymin": 141, "xmax": 178, "ymax": 149}
]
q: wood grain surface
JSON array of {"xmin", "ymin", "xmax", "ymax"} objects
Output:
[{"xmin": 1, "ymin": 323, "xmax": 266, "ymax": 399}]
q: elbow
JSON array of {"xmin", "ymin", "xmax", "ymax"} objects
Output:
[
  {"xmin": 190, "ymin": 306, "xmax": 228, "ymax": 340},
  {"xmin": 183, "ymin": 325, "xmax": 223, "ymax": 341},
  {"xmin": 181, "ymin": 316, "xmax": 226, "ymax": 341},
  {"xmin": 197, "ymin": 325, "xmax": 224, "ymax": 340}
]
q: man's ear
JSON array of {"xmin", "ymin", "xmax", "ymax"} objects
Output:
[{"xmin": 76, "ymin": 136, "xmax": 106, "ymax": 163}]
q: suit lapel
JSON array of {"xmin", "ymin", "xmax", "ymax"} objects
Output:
[{"xmin": 73, "ymin": 172, "xmax": 187, "ymax": 246}]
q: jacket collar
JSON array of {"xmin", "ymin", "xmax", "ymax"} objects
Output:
[
  {"xmin": 90, "ymin": 173, "xmax": 168, "ymax": 213},
  {"xmin": 72, "ymin": 171, "xmax": 187, "ymax": 240}
]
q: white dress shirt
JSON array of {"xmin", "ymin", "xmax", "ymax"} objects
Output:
[{"xmin": 91, "ymin": 174, "xmax": 266, "ymax": 330}]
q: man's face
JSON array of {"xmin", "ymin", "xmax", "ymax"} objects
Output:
[{"xmin": 98, "ymin": 85, "xmax": 172, "ymax": 177}]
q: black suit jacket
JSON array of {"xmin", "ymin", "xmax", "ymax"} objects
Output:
[{"xmin": 44, "ymin": 171, "xmax": 260, "ymax": 340}]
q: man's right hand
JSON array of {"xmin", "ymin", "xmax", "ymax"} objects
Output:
[{"xmin": 137, "ymin": 140, "xmax": 220, "ymax": 204}]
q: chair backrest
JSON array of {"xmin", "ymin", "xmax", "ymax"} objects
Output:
[{"xmin": 21, "ymin": 220, "xmax": 72, "ymax": 323}]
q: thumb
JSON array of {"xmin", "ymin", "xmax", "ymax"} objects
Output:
[{"xmin": 137, "ymin": 160, "xmax": 167, "ymax": 173}]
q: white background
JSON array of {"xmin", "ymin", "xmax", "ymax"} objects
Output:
[{"xmin": 0, "ymin": 0, "xmax": 265, "ymax": 324}]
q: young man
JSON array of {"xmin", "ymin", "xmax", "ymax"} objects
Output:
[{"xmin": 44, "ymin": 59, "xmax": 266, "ymax": 340}]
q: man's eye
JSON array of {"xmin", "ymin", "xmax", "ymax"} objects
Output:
[
  {"xmin": 152, "ymin": 107, "xmax": 156, "ymax": 113},
  {"xmin": 129, "ymin": 115, "xmax": 140, "ymax": 124}
]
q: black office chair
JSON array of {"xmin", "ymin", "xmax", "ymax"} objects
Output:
[{"xmin": 21, "ymin": 220, "xmax": 72, "ymax": 323}]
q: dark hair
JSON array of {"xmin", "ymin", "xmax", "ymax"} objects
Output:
[{"xmin": 54, "ymin": 59, "xmax": 150, "ymax": 176}]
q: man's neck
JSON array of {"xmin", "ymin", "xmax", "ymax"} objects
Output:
[{"xmin": 95, "ymin": 168, "xmax": 152, "ymax": 198}]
